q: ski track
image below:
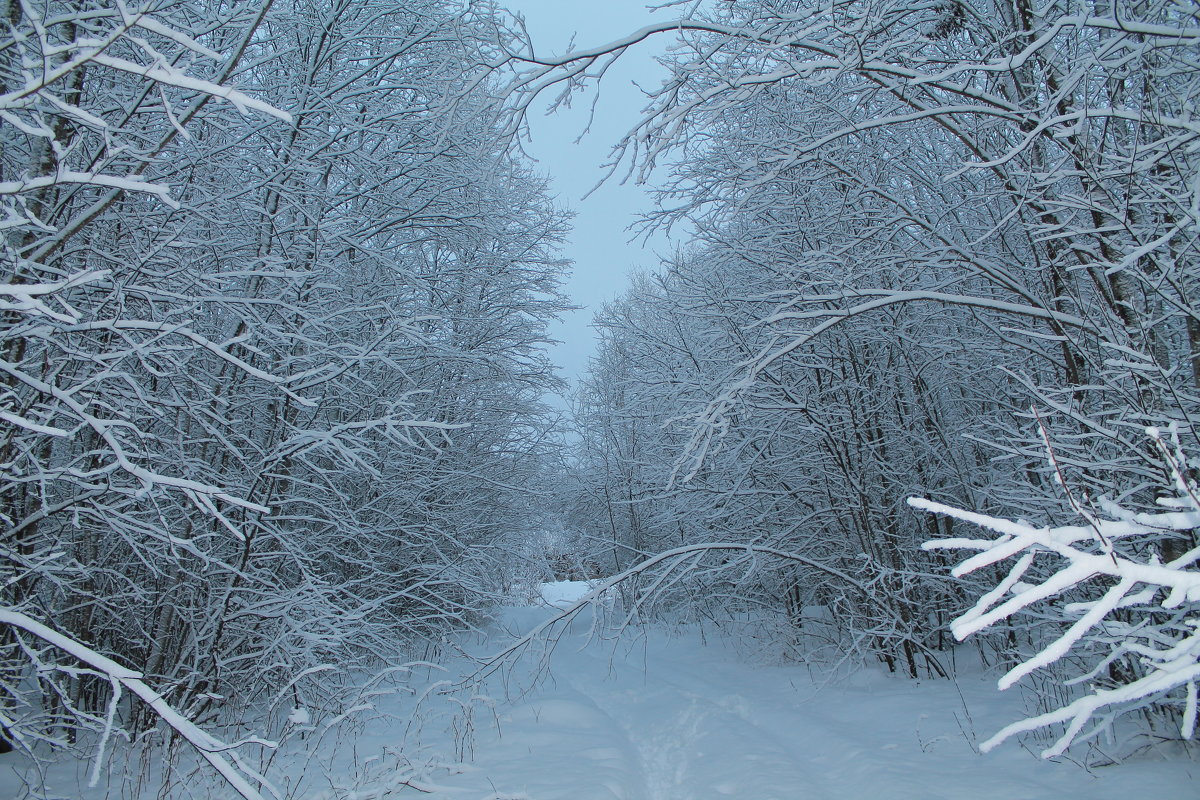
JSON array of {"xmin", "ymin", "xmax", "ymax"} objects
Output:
[{"xmin": 562, "ymin": 653, "xmax": 829, "ymax": 800}]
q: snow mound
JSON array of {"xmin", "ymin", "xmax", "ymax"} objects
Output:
[{"xmin": 539, "ymin": 580, "xmax": 592, "ymax": 608}]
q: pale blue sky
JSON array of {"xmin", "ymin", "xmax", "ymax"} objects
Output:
[{"xmin": 501, "ymin": 1, "xmax": 675, "ymax": 391}]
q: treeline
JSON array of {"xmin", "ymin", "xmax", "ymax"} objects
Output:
[
  {"xmin": 0, "ymin": 0, "xmax": 564, "ymax": 788},
  {"xmin": 555, "ymin": 0, "xmax": 1199, "ymax": 753}
]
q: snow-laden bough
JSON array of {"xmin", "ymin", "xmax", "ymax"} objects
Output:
[{"xmin": 913, "ymin": 427, "xmax": 1200, "ymax": 757}]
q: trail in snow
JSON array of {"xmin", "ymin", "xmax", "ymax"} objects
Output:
[{"xmin": 395, "ymin": 582, "xmax": 1195, "ymax": 800}]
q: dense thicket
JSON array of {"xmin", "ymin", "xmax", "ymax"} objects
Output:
[
  {"xmin": 0, "ymin": 1, "xmax": 565, "ymax": 794},
  {"xmin": 547, "ymin": 0, "xmax": 1199, "ymax": 755}
]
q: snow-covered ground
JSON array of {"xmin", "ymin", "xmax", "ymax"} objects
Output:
[
  {"xmin": 5, "ymin": 581, "xmax": 1195, "ymax": 799},
  {"xmin": 383, "ymin": 581, "xmax": 1193, "ymax": 799}
]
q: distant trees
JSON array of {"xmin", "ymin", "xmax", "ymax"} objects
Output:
[
  {"xmin": 540, "ymin": 0, "xmax": 1198, "ymax": 752},
  {"xmin": 1, "ymin": 0, "xmax": 567, "ymax": 794}
]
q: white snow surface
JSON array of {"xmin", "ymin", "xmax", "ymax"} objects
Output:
[
  {"xmin": 5, "ymin": 581, "xmax": 1195, "ymax": 798},
  {"xmin": 540, "ymin": 579, "xmax": 593, "ymax": 608},
  {"xmin": 399, "ymin": 590, "xmax": 1193, "ymax": 799}
]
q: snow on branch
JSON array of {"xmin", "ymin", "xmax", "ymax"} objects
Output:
[
  {"xmin": 0, "ymin": 610, "xmax": 276, "ymax": 800},
  {"xmin": 913, "ymin": 429, "xmax": 1200, "ymax": 756},
  {"xmin": 85, "ymin": 53, "xmax": 290, "ymax": 122},
  {"xmin": 674, "ymin": 290, "xmax": 1092, "ymax": 486},
  {"xmin": 0, "ymin": 0, "xmax": 290, "ymax": 236},
  {"xmin": 0, "ymin": 170, "xmax": 181, "ymax": 208},
  {"xmin": 0, "ymin": 269, "xmax": 109, "ymax": 322}
]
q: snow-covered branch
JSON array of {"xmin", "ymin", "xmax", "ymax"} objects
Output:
[
  {"xmin": 915, "ymin": 430, "xmax": 1200, "ymax": 756},
  {"xmin": 0, "ymin": 611, "xmax": 274, "ymax": 800}
]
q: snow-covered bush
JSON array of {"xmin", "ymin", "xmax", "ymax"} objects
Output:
[{"xmin": 914, "ymin": 427, "xmax": 1199, "ymax": 757}]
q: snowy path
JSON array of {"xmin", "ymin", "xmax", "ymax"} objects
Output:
[
  {"xmin": 473, "ymin": 635, "xmax": 825, "ymax": 799},
  {"xmin": 399, "ymin": 586, "xmax": 1194, "ymax": 800}
]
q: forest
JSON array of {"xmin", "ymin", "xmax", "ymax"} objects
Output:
[{"xmin": 1, "ymin": 1, "xmax": 1197, "ymax": 797}]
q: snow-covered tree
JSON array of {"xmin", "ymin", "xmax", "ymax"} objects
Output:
[
  {"xmin": 538, "ymin": 0, "xmax": 1198, "ymax": 746},
  {"xmin": 0, "ymin": 2, "xmax": 293, "ymax": 793},
  {"xmin": 1, "ymin": 1, "xmax": 568, "ymax": 794}
]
